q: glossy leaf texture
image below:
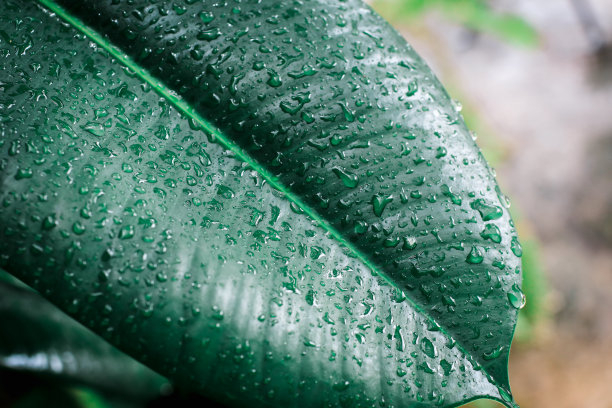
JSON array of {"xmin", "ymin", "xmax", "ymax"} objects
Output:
[
  {"xmin": 0, "ymin": 0, "xmax": 523, "ymax": 407},
  {"xmin": 0, "ymin": 275, "xmax": 169, "ymax": 400}
]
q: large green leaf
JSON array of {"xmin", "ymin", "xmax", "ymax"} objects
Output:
[
  {"xmin": 0, "ymin": 0, "xmax": 523, "ymax": 407},
  {"xmin": 0, "ymin": 274, "xmax": 169, "ymax": 401}
]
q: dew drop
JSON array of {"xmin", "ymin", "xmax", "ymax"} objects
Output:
[
  {"xmin": 483, "ymin": 345, "xmax": 504, "ymax": 360},
  {"xmin": 406, "ymin": 80, "xmax": 418, "ymax": 96},
  {"xmin": 372, "ymin": 194, "xmax": 393, "ymax": 217},
  {"xmin": 119, "ymin": 225, "xmax": 135, "ymax": 240},
  {"xmin": 510, "ymin": 236, "xmax": 522, "ymax": 257},
  {"xmin": 470, "ymin": 199, "xmax": 503, "ymax": 221},
  {"xmin": 507, "ymin": 284, "xmax": 526, "ymax": 309},
  {"xmin": 354, "ymin": 221, "xmax": 368, "ymax": 234},
  {"xmin": 403, "ymin": 236, "xmax": 417, "ymax": 250},
  {"xmin": 198, "ymin": 11, "xmax": 215, "ymax": 23},
  {"xmin": 72, "ymin": 221, "xmax": 86, "ymax": 235},
  {"xmin": 15, "ymin": 168, "xmax": 33, "ymax": 180},
  {"xmin": 41, "ymin": 215, "xmax": 57, "ymax": 231},
  {"xmin": 82, "ymin": 122, "xmax": 104, "ymax": 137},
  {"xmin": 266, "ymin": 70, "xmax": 282, "ymax": 87},
  {"xmin": 466, "ymin": 245, "xmax": 484, "ymax": 264},
  {"xmin": 435, "ymin": 146, "xmax": 447, "ymax": 158},
  {"xmin": 480, "ymin": 224, "xmax": 502, "ymax": 243},
  {"xmin": 332, "ymin": 167, "xmax": 359, "ymax": 188},
  {"xmin": 420, "ymin": 337, "xmax": 437, "ymax": 358},
  {"xmin": 440, "ymin": 184, "xmax": 462, "ymax": 205},
  {"xmin": 217, "ymin": 184, "xmax": 235, "ymax": 199},
  {"xmin": 197, "ymin": 27, "xmax": 221, "ymax": 41}
]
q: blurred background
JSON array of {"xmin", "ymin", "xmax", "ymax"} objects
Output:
[
  {"xmin": 369, "ymin": 0, "xmax": 612, "ymax": 407},
  {"xmin": 1, "ymin": 1, "xmax": 611, "ymax": 407}
]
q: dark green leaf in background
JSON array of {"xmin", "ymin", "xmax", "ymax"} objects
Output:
[
  {"xmin": 0, "ymin": 274, "xmax": 169, "ymax": 404},
  {"xmin": 0, "ymin": 0, "xmax": 523, "ymax": 407}
]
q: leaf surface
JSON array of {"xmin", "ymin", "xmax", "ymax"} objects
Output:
[
  {"xmin": 0, "ymin": 0, "xmax": 522, "ymax": 406},
  {"xmin": 0, "ymin": 275, "xmax": 168, "ymax": 400}
]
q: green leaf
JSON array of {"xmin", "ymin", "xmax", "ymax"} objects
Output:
[
  {"xmin": 0, "ymin": 274, "xmax": 169, "ymax": 401},
  {"xmin": 372, "ymin": 0, "xmax": 538, "ymax": 47},
  {"xmin": 437, "ymin": 1, "xmax": 538, "ymax": 47},
  {"xmin": 0, "ymin": 0, "xmax": 522, "ymax": 407}
]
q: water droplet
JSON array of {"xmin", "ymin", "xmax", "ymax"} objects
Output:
[
  {"xmin": 82, "ymin": 122, "xmax": 104, "ymax": 137},
  {"xmin": 419, "ymin": 361, "xmax": 435, "ymax": 374},
  {"xmin": 119, "ymin": 225, "xmax": 135, "ymax": 240},
  {"xmin": 442, "ymin": 295, "xmax": 456, "ymax": 307},
  {"xmin": 480, "ymin": 224, "xmax": 502, "ymax": 243},
  {"xmin": 72, "ymin": 221, "xmax": 86, "ymax": 235},
  {"xmin": 466, "ymin": 245, "xmax": 484, "ymax": 264},
  {"xmin": 372, "ymin": 194, "xmax": 393, "ymax": 217},
  {"xmin": 197, "ymin": 27, "xmax": 221, "ymax": 41},
  {"xmin": 332, "ymin": 167, "xmax": 359, "ymax": 188},
  {"xmin": 266, "ymin": 70, "xmax": 282, "ymax": 87},
  {"xmin": 406, "ymin": 80, "xmax": 418, "ymax": 96},
  {"xmin": 217, "ymin": 184, "xmax": 235, "ymax": 199},
  {"xmin": 290, "ymin": 202, "xmax": 303, "ymax": 214},
  {"xmin": 41, "ymin": 215, "xmax": 57, "ymax": 231},
  {"xmin": 470, "ymin": 199, "xmax": 503, "ymax": 221},
  {"xmin": 323, "ymin": 312, "xmax": 335, "ymax": 325},
  {"xmin": 15, "ymin": 168, "xmax": 33, "ymax": 180},
  {"xmin": 440, "ymin": 184, "xmax": 462, "ymax": 205},
  {"xmin": 199, "ymin": 11, "xmax": 215, "ymax": 23},
  {"xmin": 496, "ymin": 186, "xmax": 512, "ymax": 208},
  {"xmin": 483, "ymin": 345, "xmax": 504, "ymax": 360},
  {"xmin": 288, "ymin": 64, "xmax": 318, "ymax": 79},
  {"xmin": 403, "ymin": 236, "xmax": 417, "ymax": 250},
  {"xmin": 420, "ymin": 338, "xmax": 437, "ymax": 358},
  {"xmin": 337, "ymin": 102, "xmax": 355, "ymax": 122},
  {"xmin": 303, "ymin": 339, "xmax": 317, "ymax": 347},
  {"xmin": 211, "ymin": 306, "xmax": 224, "ymax": 321},
  {"xmin": 305, "ymin": 290, "xmax": 315, "ymax": 306},
  {"xmin": 383, "ymin": 236, "xmax": 401, "ymax": 248},
  {"xmin": 510, "ymin": 236, "xmax": 522, "ymax": 257},
  {"xmin": 507, "ymin": 284, "xmax": 526, "ymax": 309},
  {"xmin": 394, "ymin": 326, "xmax": 405, "ymax": 352},
  {"xmin": 452, "ymin": 99, "xmax": 463, "ymax": 112},
  {"xmin": 310, "ymin": 246, "xmax": 325, "ymax": 260},
  {"xmin": 440, "ymin": 360, "xmax": 453, "ymax": 376},
  {"xmin": 354, "ymin": 221, "xmax": 368, "ymax": 234}
]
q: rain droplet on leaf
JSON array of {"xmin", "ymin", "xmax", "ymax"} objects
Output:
[
  {"xmin": 332, "ymin": 167, "xmax": 359, "ymax": 188},
  {"xmin": 372, "ymin": 194, "xmax": 393, "ymax": 217},
  {"xmin": 466, "ymin": 245, "xmax": 484, "ymax": 264},
  {"xmin": 507, "ymin": 284, "xmax": 526, "ymax": 309},
  {"xmin": 470, "ymin": 199, "xmax": 503, "ymax": 221},
  {"xmin": 510, "ymin": 236, "xmax": 522, "ymax": 257}
]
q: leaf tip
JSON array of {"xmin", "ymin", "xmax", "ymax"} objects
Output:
[{"xmin": 497, "ymin": 385, "xmax": 519, "ymax": 408}]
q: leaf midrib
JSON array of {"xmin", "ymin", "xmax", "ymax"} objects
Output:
[{"xmin": 36, "ymin": 0, "xmax": 511, "ymax": 400}]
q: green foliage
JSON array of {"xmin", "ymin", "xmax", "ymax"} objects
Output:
[
  {"xmin": 372, "ymin": 0, "xmax": 538, "ymax": 47},
  {"xmin": 0, "ymin": 274, "xmax": 168, "ymax": 402},
  {"xmin": 0, "ymin": 0, "xmax": 523, "ymax": 406}
]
